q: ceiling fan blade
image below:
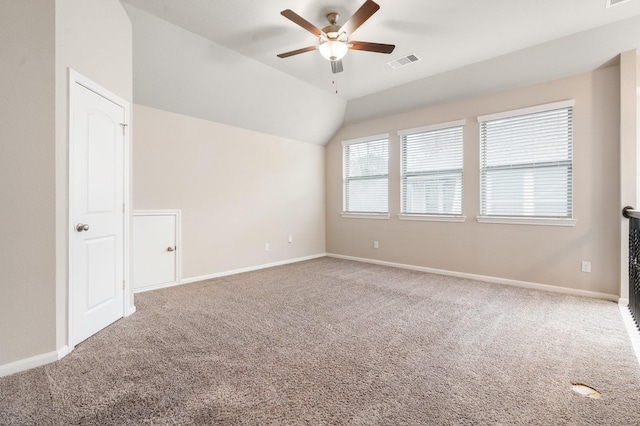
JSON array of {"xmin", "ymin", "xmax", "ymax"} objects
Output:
[
  {"xmin": 277, "ymin": 46, "xmax": 318, "ymax": 58},
  {"xmin": 281, "ymin": 9, "xmax": 324, "ymax": 37},
  {"xmin": 339, "ymin": 0, "xmax": 380, "ymax": 36},
  {"xmin": 349, "ymin": 41, "xmax": 395, "ymax": 54},
  {"xmin": 331, "ymin": 60, "xmax": 344, "ymax": 74}
]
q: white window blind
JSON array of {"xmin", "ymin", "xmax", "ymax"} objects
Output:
[
  {"xmin": 343, "ymin": 135, "xmax": 389, "ymax": 215},
  {"xmin": 479, "ymin": 102, "xmax": 573, "ymax": 219},
  {"xmin": 400, "ymin": 122, "xmax": 464, "ymax": 216}
]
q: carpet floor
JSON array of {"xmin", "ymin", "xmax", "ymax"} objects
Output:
[{"xmin": 1, "ymin": 257, "xmax": 640, "ymax": 425}]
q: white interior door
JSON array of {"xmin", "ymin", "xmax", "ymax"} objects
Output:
[
  {"xmin": 133, "ymin": 212, "xmax": 180, "ymax": 291},
  {"xmin": 70, "ymin": 80, "xmax": 126, "ymax": 346}
]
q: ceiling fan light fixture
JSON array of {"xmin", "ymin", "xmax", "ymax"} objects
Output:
[{"xmin": 319, "ymin": 40, "xmax": 348, "ymax": 61}]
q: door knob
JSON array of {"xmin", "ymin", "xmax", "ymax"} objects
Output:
[
  {"xmin": 76, "ymin": 223, "xmax": 90, "ymax": 232},
  {"xmin": 167, "ymin": 246, "xmax": 175, "ymax": 252}
]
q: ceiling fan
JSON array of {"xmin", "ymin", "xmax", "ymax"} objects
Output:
[{"xmin": 276, "ymin": 0, "xmax": 395, "ymax": 74}]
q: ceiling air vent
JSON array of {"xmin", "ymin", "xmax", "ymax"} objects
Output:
[
  {"xmin": 606, "ymin": 0, "xmax": 631, "ymax": 7},
  {"xmin": 387, "ymin": 54, "xmax": 420, "ymax": 69}
]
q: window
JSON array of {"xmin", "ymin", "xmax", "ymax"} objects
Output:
[
  {"xmin": 399, "ymin": 120, "xmax": 465, "ymax": 220},
  {"xmin": 342, "ymin": 134, "xmax": 389, "ymax": 217},
  {"xmin": 478, "ymin": 100, "xmax": 575, "ymax": 225}
]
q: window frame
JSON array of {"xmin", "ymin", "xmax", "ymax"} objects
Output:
[
  {"xmin": 476, "ymin": 100, "xmax": 576, "ymax": 227},
  {"xmin": 341, "ymin": 133, "xmax": 390, "ymax": 219},
  {"xmin": 397, "ymin": 120, "xmax": 466, "ymax": 222}
]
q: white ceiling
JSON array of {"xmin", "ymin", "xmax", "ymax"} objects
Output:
[{"xmin": 121, "ymin": 0, "xmax": 640, "ymax": 101}]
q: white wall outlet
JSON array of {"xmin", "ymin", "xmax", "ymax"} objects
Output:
[
  {"xmin": 288, "ymin": 235, "xmax": 292, "ymax": 243},
  {"xmin": 265, "ymin": 243, "xmax": 270, "ymax": 252},
  {"xmin": 581, "ymin": 261, "xmax": 591, "ymax": 273},
  {"xmin": 374, "ymin": 241, "xmax": 379, "ymax": 249}
]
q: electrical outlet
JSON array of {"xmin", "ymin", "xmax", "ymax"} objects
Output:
[
  {"xmin": 581, "ymin": 261, "xmax": 591, "ymax": 273},
  {"xmin": 265, "ymin": 243, "xmax": 270, "ymax": 252},
  {"xmin": 374, "ymin": 241, "xmax": 379, "ymax": 249},
  {"xmin": 288, "ymin": 235, "xmax": 292, "ymax": 243}
]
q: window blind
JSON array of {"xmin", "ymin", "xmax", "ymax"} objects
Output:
[
  {"xmin": 400, "ymin": 124, "xmax": 464, "ymax": 215},
  {"xmin": 479, "ymin": 104, "xmax": 573, "ymax": 218},
  {"xmin": 343, "ymin": 136, "xmax": 389, "ymax": 214}
]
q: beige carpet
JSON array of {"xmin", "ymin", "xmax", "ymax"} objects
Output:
[{"xmin": 1, "ymin": 257, "xmax": 640, "ymax": 425}]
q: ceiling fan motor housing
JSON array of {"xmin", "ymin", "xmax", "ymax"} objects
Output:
[
  {"xmin": 321, "ymin": 21, "xmax": 344, "ymax": 42},
  {"xmin": 326, "ymin": 12, "xmax": 340, "ymax": 25},
  {"xmin": 320, "ymin": 13, "xmax": 348, "ymax": 61}
]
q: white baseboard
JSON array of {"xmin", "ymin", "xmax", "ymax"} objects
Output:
[
  {"xmin": 0, "ymin": 349, "xmax": 61, "ymax": 378},
  {"xmin": 170, "ymin": 253, "xmax": 328, "ymax": 286},
  {"xmin": 57, "ymin": 345, "xmax": 69, "ymax": 360},
  {"xmin": 619, "ymin": 304, "xmax": 640, "ymax": 366},
  {"xmin": 126, "ymin": 305, "xmax": 137, "ymax": 316},
  {"xmin": 327, "ymin": 253, "xmax": 620, "ymax": 303},
  {"xmin": 134, "ymin": 280, "xmax": 181, "ymax": 294}
]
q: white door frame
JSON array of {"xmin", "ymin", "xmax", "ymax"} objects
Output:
[{"xmin": 67, "ymin": 68, "xmax": 132, "ymax": 351}]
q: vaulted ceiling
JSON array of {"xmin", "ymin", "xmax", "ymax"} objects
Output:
[{"xmin": 121, "ymin": 0, "xmax": 640, "ymax": 145}]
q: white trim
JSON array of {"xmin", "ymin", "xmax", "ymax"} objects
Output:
[
  {"xmin": 67, "ymin": 69, "xmax": 132, "ymax": 351},
  {"xmin": 181, "ymin": 253, "xmax": 326, "ymax": 285},
  {"xmin": 123, "ymin": 101, "xmax": 132, "ymax": 319},
  {"xmin": 326, "ymin": 253, "xmax": 619, "ymax": 302},
  {"xmin": 618, "ymin": 302, "xmax": 640, "ymax": 366},
  {"xmin": 133, "ymin": 210, "xmax": 182, "ymax": 215},
  {"xmin": 0, "ymin": 350, "xmax": 60, "ymax": 378},
  {"xmin": 477, "ymin": 99, "xmax": 575, "ymax": 123},
  {"xmin": 399, "ymin": 214, "xmax": 466, "ymax": 223},
  {"xmin": 134, "ymin": 281, "xmax": 183, "ymax": 294},
  {"xmin": 0, "ymin": 345, "xmax": 70, "ymax": 378},
  {"xmin": 341, "ymin": 133, "xmax": 389, "ymax": 147},
  {"xmin": 341, "ymin": 212, "xmax": 390, "ymax": 220},
  {"xmin": 476, "ymin": 216, "xmax": 577, "ymax": 226},
  {"xmin": 57, "ymin": 345, "xmax": 69, "ymax": 360},
  {"xmin": 133, "ymin": 210, "xmax": 182, "ymax": 291},
  {"xmin": 397, "ymin": 119, "xmax": 466, "ymax": 136}
]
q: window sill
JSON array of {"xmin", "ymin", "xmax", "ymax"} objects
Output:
[
  {"xmin": 476, "ymin": 216, "xmax": 577, "ymax": 227},
  {"xmin": 399, "ymin": 214, "xmax": 466, "ymax": 223},
  {"xmin": 341, "ymin": 212, "xmax": 390, "ymax": 220}
]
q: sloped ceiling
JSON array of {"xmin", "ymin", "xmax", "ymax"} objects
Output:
[
  {"xmin": 122, "ymin": 0, "xmax": 640, "ymax": 145},
  {"xmin": 124, "ymin": 4, "xmax": 346, "ymax": 146}
]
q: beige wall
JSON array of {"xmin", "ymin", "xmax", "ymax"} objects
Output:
[
  {"xmin": 620, "ymin": 50, "xmax": 638, "ymax": 300},
  {"xmin": 54, "ymin": 0, "xmax": 133, "ymax": 353},
  {"xmin": 133, "ymin": 105, "xmax": 326, "ymax": 280},
  {"xmin": 0, "ymin": 0, "xmax": 57, "ymax": 366},
  {"xmin": 327, "ymin": 67, "xmax": 621, "ymax": 296},
  {"xmin": 0, "ymin": 0, "xmax": 132, "ymax": 369}
]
